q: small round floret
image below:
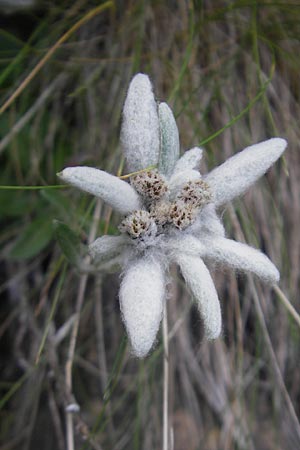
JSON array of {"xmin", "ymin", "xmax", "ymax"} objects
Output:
[
  {"xmin": 177, "ymin": 179, "xmax": 212, "ymax": 208},
  {"xmin": 149, "ymin": 200, "xmax": 171, "ymax": 226},
  {"xmin": 130, "ymin": 169, "xmax": 168, "ymax": 201},
  {"xmin": 169, "ymin": 200, "xmax": 197, "ymax": 230},
  {"xmin": 119, "ymin": 210, "xmax": 157, "ymax": 239}
]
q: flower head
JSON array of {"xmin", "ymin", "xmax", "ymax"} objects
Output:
[{"xmin": 58, "ymin": 73, "xmax": 287, "ymax": 358}]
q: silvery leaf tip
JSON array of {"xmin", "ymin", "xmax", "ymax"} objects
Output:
[{"xmin": 58, "ymin": 73, "xmax": 287, "ymax": 358}]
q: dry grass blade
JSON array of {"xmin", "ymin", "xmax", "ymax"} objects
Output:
[
  {"xmin": 0, "ymin": 74, "xmax": 66, "ymax": 155},
  {"xmin": 273, "ymin": 284, "xmax": 300, "ymax": 329},
  {"xmin": 0, "ymin": 1, "xmax": 114, "ymax": 115}
]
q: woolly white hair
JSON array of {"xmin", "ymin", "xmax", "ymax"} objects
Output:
[
  {"xmin": 120, "ymin": 74, "xmax": 160, "ymax": 172},
  {"xmin": 58, "ymin": 166, "xmax": 141, "ymax": 215},
  {"xmin": 190, "ymin": 204, "xmax": 225, "ymax": 238},
  {"xmin": 119, "ymin": 256, "xmax": 165, "ymax": 357},
  {"xmin": 205, "ymin": 138, "xmax": 287, "ymax": 207},
  {"xmin": 89, "ymin": 235, "xmax": 129, "ymax": 265},
  {"xmin": 173, "ymin": 147, "xmax": 203, "ymax": 173},
  {"xmin": 176, "ymin": 254, "xmax": 221, "ymax": 339},
  {"xmin": 165, "ymin": 234, "xmax": 206, "ymax": 257},
  {"xmin": 202, "ymin": 237, "xmax": 280, "ymax": 284}
]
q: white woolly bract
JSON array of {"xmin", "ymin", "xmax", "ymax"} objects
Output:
[
  {"xmin": 176, "ymin": 254, "xmax": 221, "ymax": 339},
  {"xmin": 168, "ymin": 169, "xmax": 200, "ymax": 198},
  {"xmin": 203, "ymin": 237, "xmax": 280, "ymax": 284},
  {"xmin": 119, "ymin": 256, "xmax": 165, "ymax": 357},
  {"xmin": 58, "ymin": 166, "xmax": 141, "ymax": 215},
  {"xmin": 190, "ymin": 204, "xmax": 225, "ymax": 238},
  {"xmin": 89, "ymin": 235, "xmax": 129, "ymax": 264},
  {"xmin": 158, "ymin": 102, "xmax": 180, "ymax": 178},
  {"xmin": 166, "ymin": 235, "xmax": 206, "ymax": 258},
  {"xmin": 205, "ymin": 138, "xmax": 287, "ymax": 207},
  {"xmin": 173, "ymin": 147, "xmax": 203, "ymax": 173},
  {"xmin": 120, "ymin": 74, "xmax": 160, "ymax": 172}
]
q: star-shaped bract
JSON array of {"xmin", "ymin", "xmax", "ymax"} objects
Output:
[{"xmin": 59, "ymin": 73, "xmax": 287, "ymax": 357}]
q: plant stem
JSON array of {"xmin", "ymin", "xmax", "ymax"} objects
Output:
[
  {"xmin": 65, "ymin": 200, "xmax": 102, "ymax": 450},
  {"xmin": 273, "ymin": 284, "xmax": 300, "ymax": 329},
  {"xmin": 162, "ymin": 300, "xmax": 169, "ymax": 450}
]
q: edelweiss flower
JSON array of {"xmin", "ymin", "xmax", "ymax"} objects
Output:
[{"xmin": 58, "ymin": 74, "xmax": 287, "ymax": 358}]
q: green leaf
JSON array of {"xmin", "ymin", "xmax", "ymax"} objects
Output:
[
  {"xmin": 9, "ymin": 217, "xmax": 53, "ymax": 260},
  {"xmin": 53, "ymin": 220, "xmax": 84, "ymax": 267},
  {"xmin": 0, "ymin": 191, "xmax": 36, "ymax": 217},
  {"xmin": 158, "ymin": 102, "xmax": 180, "ymax": 177},
  {"xmin": 40, "ymin": 189, "xmax": 73, "ymax": 218}
]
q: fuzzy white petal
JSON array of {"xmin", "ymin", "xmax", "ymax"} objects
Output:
[
  {"xmin": 203, "ymin": 237, "xmax": 279, "ymax": 284},
  {"xmin": 173, "ymin": 147, "xmax": 203, "ymax": 173},
  {"xmin": 119, "ymin": 256, "xmax": 165, "ymax": 357},
  {"xmin": 176, "ymin": 254, "xmax": 221, "ymax": 339},
  {"xmin": 190, "ymin": 204, "xmax": 225, "ymax": 238},
  {"xmin": 165, "ymin": 235, "xmax": 206, "ymax": 258},
  {"xmin": 168, "ymin": 169, "xmax": 201, "ymax": 198},
  {"xmin": 58, "ymin": 167, "xmax": 141, "ymax": 215},
  {"xmin": 205, "ymin": 138, "xmax": 287, "ymax": 207},
  {"xmin": 121, "ymin": 74, "xmax": 160, "ymax": 172},
  {"xmin": 89, "ymin": 235, "xmax": 129, "ymax": 264},
  {"xmin": 158, "ymin": 102, "xmax": 180, "ymax": 178}
]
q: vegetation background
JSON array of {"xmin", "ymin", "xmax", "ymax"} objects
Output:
[{"xmin": 0, "ymin": 1, "xmax": 300, "ymax": 449}]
